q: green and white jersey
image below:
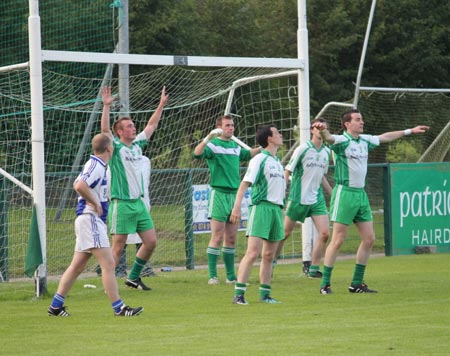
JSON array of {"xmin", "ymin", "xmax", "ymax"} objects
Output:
[
  {"xmin": 194, "ymin": 138, "xmax": 251, "ymax": 193},
  {"xmin": 330, "ymin": 131, "xmax": 380, "ymax": 188},
  {"xmin": 286, "ymin": 140, "xmax": 330, "ymax": 205},
  {"xmin": 109, "ymin": 131, "xmax": 148, "ymax": 200},
  {"xmin": 243, "ymin": 150, "xmax": 286, "ymax": 207}
]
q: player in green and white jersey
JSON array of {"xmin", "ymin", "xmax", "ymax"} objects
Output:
[
  {"xmin": 194, "ymin": 115, "xmax": 260, "ymax": 285},
  {"xmin": 230, "ymin": 125, "xmax": 286, "ymax": 305},
  {"xmin": 101, "ymin": 86, "xmax": 169, "ymax": 291},
  {"xmin": 314, "ymin": 109, "xmax": 429, "ymax": 295},
  {"xmin": 275, "ymin": 118, "xmax": 332, "ymax": 278}
]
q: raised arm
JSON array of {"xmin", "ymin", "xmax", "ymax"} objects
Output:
[
  {"xmin": 193, "ymin": 128, "xmax": 223, "ymax": 156},
  {"xmin": 143, "ymin": 86, "xmax": 169, "ymax": 139},
  {"xmin": 378, "ymin": 125, "xmax": 430, "ymax": 143},
  {"xmin": 250, "ymin": 146, "xmax": 262, "ymax": 157},
  {"xmin": 101, "ymin": 86, "xmax": 114, "ymax": 138},
  {"xmin": 230, "ymin": 180, "xmax": 251, "ymax": 225},
  {"xmin": 312, "ymin": 122, "xmax": 335, "ymax": 144}
]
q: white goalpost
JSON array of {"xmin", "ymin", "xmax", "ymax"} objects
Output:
[
  {"xmin": 22, "ymin": 0, "xmax": 310, "ymax": 297},
  {"xmin": 2, "ymin": 0, "xmax": 449, "ymax": 298}
]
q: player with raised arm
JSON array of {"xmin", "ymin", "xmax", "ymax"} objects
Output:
[
  {"xmin": 313, "ymin": 109, "xmax": 429, "ymax": 294},
  {"xmin": 193, "ymin": 115, "xmax": 261, "ymax": 285},
  {"xmin": 48, "ymin": 133, "xmax": 143, "ymax": 317},
  {"xmin": 101, "ymin": 86, "xmax": 168, "ymax": 291},
  {"xmin": 231, "ymin": 124, "xmax": 286, "ymax": 305},
  {"xmin": 275, "ymin": 118, "xmax": 332, "ymax": 279}
]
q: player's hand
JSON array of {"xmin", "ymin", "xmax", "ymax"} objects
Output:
[
  {"xmin": 95, "ymin": 204, "xmax": 103, "ymax": 217},
  {"xmin": 208, "ymin": 128, "xmax": 223, "ymax": 140},
  {"xmin": 411, "ymin": 125, "xmax": 430, "ymax": 134},
  {"xmin": 101, "ymin": 86, "xmax": 114, "ymax": 106},
  {"xmin": 229, "ymin": 206, "xmax": 241, "ymax": 225},
  {"xmin": 87, "ymin": 202, "xmax": 103, "ymax": 217},
  {"xmin": 160, "ymin": 86, "xmax": 169, "ymax": 107},
  {"xmin": 312, "ymin": 122, "xmax": 327, "ymax": 131}
]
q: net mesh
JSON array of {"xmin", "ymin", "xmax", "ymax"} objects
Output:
[
  {"xmin": 1, "ymin": 1, "xmax": 449, "ymax": 286},
  {"xmin": 0, "ymin": 66, "xmax": 301, "ymax": 279},
  {"xmin": 2, "ymin": 65, "xmax": 450, "ymax": 281}
]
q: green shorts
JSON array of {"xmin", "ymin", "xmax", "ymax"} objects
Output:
[
  {"xmin": 330, "ymin": 185, "xmax": 372, "ymax": 225},
  {"xmin": 246, "ymin": 202, "xmax": 284, "ymax": 241},
  {"xmin": 285, "ymin": 192, "xmax": 328, "ymax": 223},
  {"xmin": 108, "ymin": 199, "xmax": 154, "ymax": 235},
  {"xmin": 208, "ymin": 189, "xmax": 236, "ymax": 222}
]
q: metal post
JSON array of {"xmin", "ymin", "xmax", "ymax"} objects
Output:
[
  {"xmin": 29, "ymin": 0, "xmax": 47, "ymax": 296},
  {"xmin": 184, "ymin": 170, "xmax": 194, "ymax": 269},
  {"xmin": 0, "ymin": 177, "xmax": 9, "ymax": 282},
  {"xmin": 117, "ymin": 0, "xmax": 130, "ymax": 116},
  {"xmin": 353, "ymin": 0, "xmax": 378, "ymax": 108},
  {"xmin": 297, "ymin": 0, "xmax": 315, "ymax": 256}
]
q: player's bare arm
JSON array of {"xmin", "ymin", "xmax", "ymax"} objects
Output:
[
  {"xmin": 312, "ymin": 122, "xmax": 335, "ymax": 144},
  {"xmin": 193, "ymin": 128, "xmax": 223, "ymax": 155},
  {"xmin": 230, "ymin": 181, "xmax": 250, "ymax": 225},
  {"xmin": 284, "ymin": 169, "xmax": 291, "ymax": 188},
  {"xmin": 378, "ymin": 125, "xmax": 430, "ymax": 143},
  {"xmin": 250, "ymin": 146, "xmax": 262, "ymax": 157},
  {"xmin": 321, "ymin": 176, "xmax": 332, "ymax": 196},
  {"xmin": 100, "ymin": 86, "xmax": 114, "ymax": 138},
  {"xmin": 143, "ymin": 86, "xmax": 169, "ymax": 139},
  {"xmin": 73, "ymin": 180, "xmax": 103, "ymax": 217}
]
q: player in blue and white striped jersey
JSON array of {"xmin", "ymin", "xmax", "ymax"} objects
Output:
[{"xmin": 48, "ymin": 133, "xmax": 143, "ymax": 317}]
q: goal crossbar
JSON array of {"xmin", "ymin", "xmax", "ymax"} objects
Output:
[{"xmin": 41, "ymin": 50, "xmax": 304, "ymax": 69}]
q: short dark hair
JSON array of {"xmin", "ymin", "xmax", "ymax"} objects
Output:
[
  {"xmin": 256, "ymin": 124, "xmax": 276, "ymax": 148},
  {"xmin": 112, "ymin": 117, "xmax": 132, "ymax": 137},
  {"xmin": 216, "ymin": 115, "xmax": 233, "ymax": 127},
  {"xmin": 341, "ymin": 109, "xmax": 360, "ymax": 130}
]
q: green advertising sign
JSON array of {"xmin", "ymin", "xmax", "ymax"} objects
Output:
[{"xmin": 386, "ymin": 162, "xmax": 450, "ymax": 255}]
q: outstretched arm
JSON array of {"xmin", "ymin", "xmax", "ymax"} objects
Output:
[
  {"xmin": 250, "ymin": 146, "xmax": 262, "ymax": 157},
  {"xmin": 378, "ymin": 125, "xmax": 430, "ymax": 143},
  {"xmin": 143, "ymin": 86, "xmax": 169, "ymax": 139},
  {"xmin": 100, "ymin": 86, "xmax": 114, "ymax": 138},
  {"xmin": 312, "ymin": 122, "xmax": 335, "ymax": 144}
]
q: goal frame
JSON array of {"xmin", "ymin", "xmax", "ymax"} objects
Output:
[{"xmin": 24, "ymin": 0, "xmax": 310, "ymax": 297}]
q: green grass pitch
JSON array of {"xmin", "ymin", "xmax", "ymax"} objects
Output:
[{"xmin": 0, "ymin": 253, "xmax": 449, "ymax": 355}]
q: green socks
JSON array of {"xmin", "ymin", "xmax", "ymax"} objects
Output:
[
  {"xmin": 234, "ymin": 282, "xmax": 247, "ymax": 296},
  {"xmin": 351, "ymin": 264, "xmax": 366, "ymax": 285},
  {"xmin": 259, "ymin": 284, "xmax": 271, "ymax": 300},
  {"xmin": 128, "ymin": 256, "xmax": 146, "ymax": 280},
  {"xmin": 321, "ymin": 265, "xmax": 334, "ymax": 288},
  {"xmin": 222, "ymin": 247, "xmax": 236, "ymax": 281},
  {"xmin": 207, "ymin": 246, "xmax": 220, "ymax": 278},
  {"xmin": 309, "ymin": 264, "xmax": 320, "ymax": 276}
]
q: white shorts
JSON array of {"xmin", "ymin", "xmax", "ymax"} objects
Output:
[
  {"xmin": 74, "ymin": 214, "xmax": 110, "ymax": 252},
  {"xmin": 126, "ymin": 232, "xmax": 142, "ymax": 245}
]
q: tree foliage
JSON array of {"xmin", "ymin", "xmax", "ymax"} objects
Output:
[
  {"xmin": 2, "ymin": 0, "xmax": 449, "ymax": 112},
  {"xmin": 127, "ymin": 0, "xmax": 450, "ymax": 114}
]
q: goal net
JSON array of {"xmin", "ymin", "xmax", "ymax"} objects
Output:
[
  {"xmin": 2, "ymin": 64, "xmax": 450, "ymax": 284},
  {"xmin": 314, "ymin": 90, "xmax": 450, "ymax": 164},
  {"xmin": 0, "ymin": 65, "xmax": 301, "ymax": 282},
  {"xmin": 2, "ymin": 1, "xmax": 449, "ymax": 292}
]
